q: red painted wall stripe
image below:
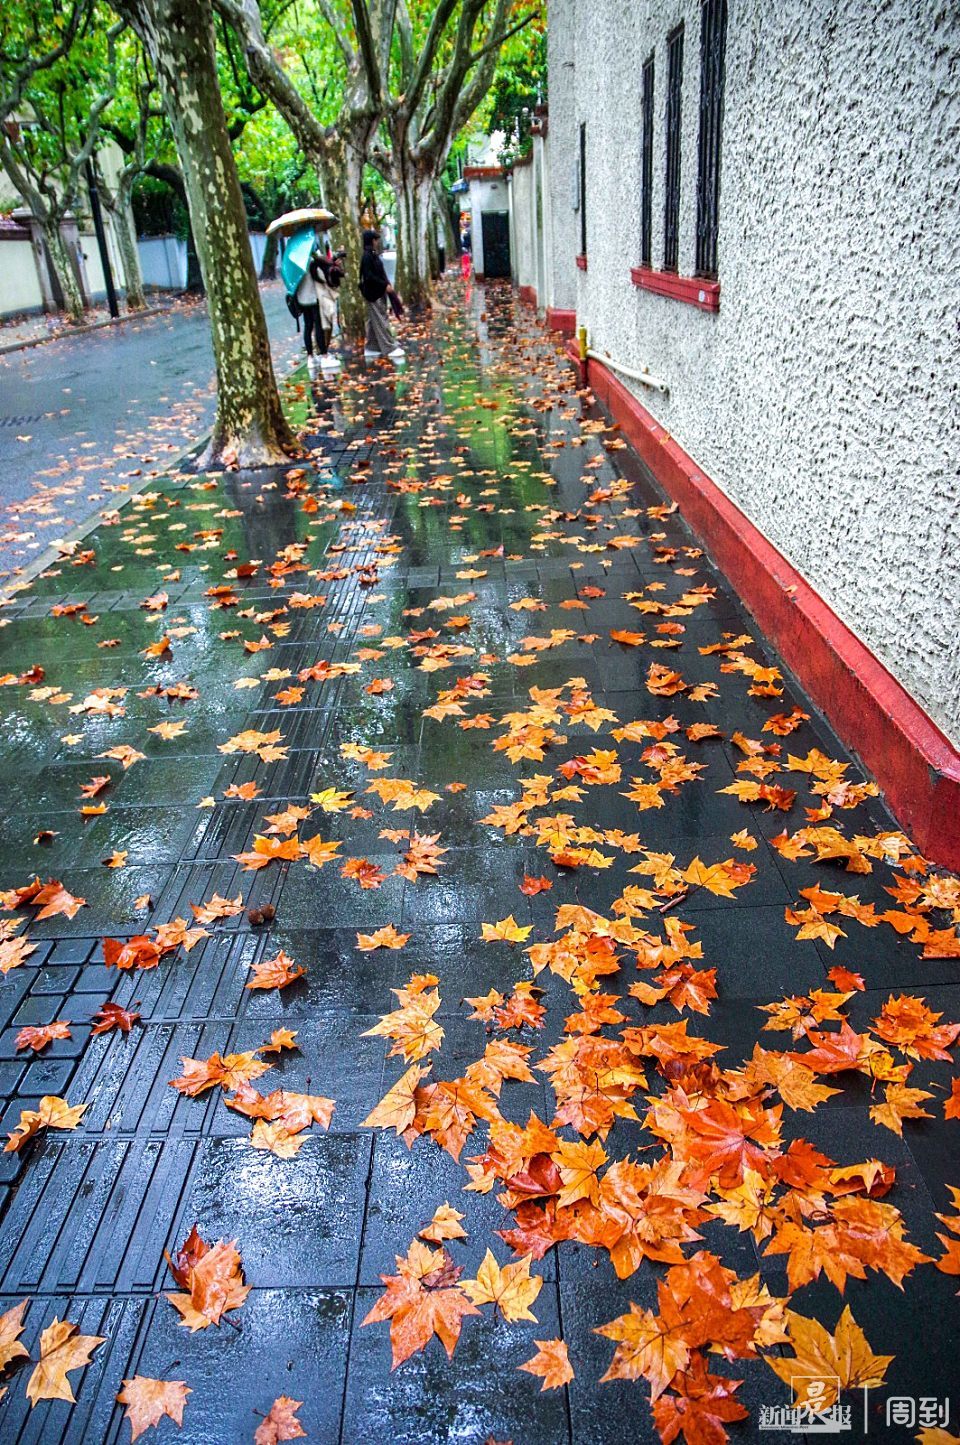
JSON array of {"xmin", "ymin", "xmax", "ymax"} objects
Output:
[
  {"xmin": 546, "ymin": 308, "xmax": 576, "ymax": 336},
  {"xmin": 569, "ymin": 348, "xmax": 960, "ymax": 869},
  {"xmin": 630, "ymin": 266, "xmax": 721, "ymax": 312}
]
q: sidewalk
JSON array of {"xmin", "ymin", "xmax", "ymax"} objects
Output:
[
  {"xmin": 0, "ymin": 298, "xmax": 177, "ymax": 356},
  {"xmin": 0, "ymin": 276, "xmax": 955, "ymax": 1443}
]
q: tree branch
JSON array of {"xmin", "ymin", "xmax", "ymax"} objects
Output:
[
  {"xmin": 403, "ymin": 0, "xmax": 460, "ymax": 123},
  {"xmin": 349, "ymin": 0, "xmax": 382, "ymax": 106},
  {"xmin": 315, "ymin": 0, "xmax": 355, "ymax": 66},
  {"xmin": 0, "ymin": 0, "xmax": 93, "ymax": 126},
  {"xmin": 213, "ymin": 0, "xmax": 333, "ymax": 158}
]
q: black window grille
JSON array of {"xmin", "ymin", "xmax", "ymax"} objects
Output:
[
  {"xmin": 640, "ymin": 54, "xmax": 654, "ymax": 267},
  {"xmin": 695, "ymin": 0, "xmax": 727, "ymax": 277},
  {"xmin": 663, "ymin": 24, "xmax": 684, "ymax": 272},
  {"xmin": 579, "ymin": 121, "xmax": 587, "ymax": 257}
]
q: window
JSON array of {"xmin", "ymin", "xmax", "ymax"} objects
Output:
[
  {"xmin": 663, "ymin": 24, "xmax": 684, "ymax": 272},
  {"xmin": 640, "ymin": 54, "xmax": 655, "ymax": 268},
  {"xmin": 695, "ymin": 0, "xmax": 727, "ymax": 277},
  {"xmin": 578, "ymin": 121, "xmax": 587, "ymax": 258}
]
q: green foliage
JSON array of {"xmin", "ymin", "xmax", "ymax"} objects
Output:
[
  {"xmin": 0, "ymin": 1, "xmax": 119, "ymax": 204},
  {"xmin": 480, "ymin": 25, "xmax": 546, "ymax": 165}
]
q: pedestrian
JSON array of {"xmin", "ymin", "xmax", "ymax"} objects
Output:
[
  {"xmin": 460, "ymin": 219, "xmax": 472, "ymax": 279},
  {"xmin": 359, "ymin": 230, "xmax": 404, "ymax": 362},
  {"xmin": 296, "ymin": 230, "xmax": 345, "ymax": 379}
]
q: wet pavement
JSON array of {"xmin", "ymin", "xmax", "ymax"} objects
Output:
[
  {"xmin": 0, "ymin": 284, "xmax": 302, "ymax": 579},
  {"xmin": 0, "ymin": 277, "xmax": 956, "ymax": 1442}
]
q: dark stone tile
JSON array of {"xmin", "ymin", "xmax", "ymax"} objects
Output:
[{"xmin": 345, "ymin": 1282, "xmax": 568, "ymax": 1443}]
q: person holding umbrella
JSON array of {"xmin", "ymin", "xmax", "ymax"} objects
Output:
[
  {"xmin": 298, "ymin": 241, "xmax": 345, "ymax": 378},
  {"xmin": 360, "ymin": 230, "xmax": 404, "ymax": 362},
  {"xmin": 270, "ymin": 207, "xmax": 342, "ymax": 379}
]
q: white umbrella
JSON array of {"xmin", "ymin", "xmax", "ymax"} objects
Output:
[{"xmin": 266, "ymin": 206, "xmax": 338, "ymax": 237}]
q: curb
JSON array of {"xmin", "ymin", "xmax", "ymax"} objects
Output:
[
  {"xmin": 0, "ymin": 304, "xmax": 168, "ymax": 357},
  {"xmin": 0, "ymin": 351, "xmax": 310, "ymax": 606}
]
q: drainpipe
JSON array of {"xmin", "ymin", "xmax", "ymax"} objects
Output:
[
  {"xmin": 578, "ymin": 328, "xmax": 669, "ymax": 394},
  {"xmin": 85, "ymin": 160, "xmax": 119, "ymax": 318}
]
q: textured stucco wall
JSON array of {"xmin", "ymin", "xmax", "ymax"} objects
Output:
[
  {"xmin": 510, "ymin": 160, "xmax": 538, "ymax": 293},
  {"xmin": 546, "ymin": 0, "xmax": 578, "ymax": 309},
  {"xmin": 543, "ymin": 0, "xmax": 960, "ymax": 745}
]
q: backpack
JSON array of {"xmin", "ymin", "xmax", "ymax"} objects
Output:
[{"xmin": 285, "ymin": 291, "xmax": 303, "ymax": 331}]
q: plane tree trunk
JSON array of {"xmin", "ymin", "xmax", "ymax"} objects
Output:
[
  {"xmin": 114, "ymin": 0, "xmax": 294, "ymax": 468},
  {"xmin": 113, "ymin": 188, "xmax": 148, "ymax": 310},
  {"xmin": 393, "ymin": 162, "xmax": 435, "ymax": 308},
  {"xmin": 40, "ymin": 218, "xmax": 87, "ymax": 321}
]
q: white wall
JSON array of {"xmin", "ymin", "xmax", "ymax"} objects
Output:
[
  {"xmin": 138, "ymin": 236, "xmax": 186, "ymax": 290},
  {"xmin": 509, "ymin": 159, "xmax": 538, "ymax": 295},
  {"xmin": 544, "ymin": 0, "xmax": 960, "ymax": 746},
  {"xmin": 546, "ymin": 0, "xmax": 578, "ymax": 311},
  {"xmin": 0, "ymin": 240, "xmax": 44, "ymax": 316}
]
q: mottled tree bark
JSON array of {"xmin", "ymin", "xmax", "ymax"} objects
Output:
[
  {"xmin": 320, "ymin": 142, "xmax": 366, "ymax": 341},
  {"xmin": 101, "ymin": 173, "xmax": 149, "ymax": 311},
  {"xmin": 393, "ymin": 166, "xmax": 435, "ymax": 307},
  {"xmin": 214, "ymin": 0, "xmax": 379, "ymax": 345},
  {"xmin": 115, "ymin": 0, "xmax": 294, "ymax": 468},
  {"xmin": 38, "ymin": 219, "xmax": 86, "ymax": 322},
  {"xmin": 113, "ymin": 189, "xmax": 147, "ymax": 310},
  {"xmin": 367, "ymin": 0, "xmax": 525, "ymax": 309}
]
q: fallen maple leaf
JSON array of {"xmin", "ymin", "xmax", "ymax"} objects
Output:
[
  {"xmin": 91, "ymin": 1001, "xmax": 142, "ymax": 1035},
  {"xmin": 246, "ymin": 952, "xmax": 306, "ymax": 990},
  {"xmin": 481, "ymin": 915, "xmax": 533, "ymax": 944},
  {"xmin": 250, "ymin": 1119, "xmax": 309, "ymax": 1158},
  {"xmin": 26, "ymin": 1317, "xmax": 104, "ymax": 1406},
  {"xmin": 765, "ymin": 1306, "xmax": 893, "ymax": 1408},
  {"xmin": 362, "ymin": 1064, "xmax": 428, "ymax": 1134},
  {"xmin": 519, "ymin": 874, "xmax": 553, "ymax": 895},
  {"xmin": 462, "ymin": 1249, "xmax": 543, "ymax": 1322},
  {"xmin": 420, "ymin": 1203, "xmax": 467, "ymax": 1244},
  {"xmin": 165, "ymin": 1227, "xmax": 250, "ymax": 1330},
  {"xmin": 5, "ymin": 1096, "xmax": 87, "ymax": 1153},
  {"xmin": 519, "ymin": 1338, "xmax": 574, "ymax": 1391},
  {"xmin": 103, "ymin": 936, "xmax": 162, "ymax": 971},
  {"xmin": 0, "ymin": 1299, "xmax": 29, "ymax": 1373},
  {"xmin": 117, "ymin": 1377, "xmax": 191, "ymax": 1441},
  {"xmin": 357, "ymin": 924, "xmax": 411, "ymax": 951},
  {"xmin": 170, "ymin": 1051, "xmax": 270, "ymax": 1097},
  {"xmin": 651, "ymin": 1356, "xmax": 748, "ymax": 1445},
  {"xmin": 362, "ymin": 1241, "xmax": 479, "ymax": 1367},
  {"xmin": 596, "ymin": 1300, "xmax": 690, "ymax": 1399},
  {"xmin": 255, "ymin": 1396, "xmax": 306, "ymax": 1444},
  {"xmin": 15, "ymin": 1019, "xmax": 71, "ymax": 1053},
  {"xmin": 28, "ymin": 879, "xmax": 86, "ymax": 920}
]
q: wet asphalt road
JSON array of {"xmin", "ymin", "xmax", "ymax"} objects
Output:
[{"xmin": 0, "ymin": 283, "xmax": 302, "ymax": 579}]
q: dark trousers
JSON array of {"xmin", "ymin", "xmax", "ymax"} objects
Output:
[{"xmin": 302, "ymin": 304, "xmax": 328, "ymax": 355}]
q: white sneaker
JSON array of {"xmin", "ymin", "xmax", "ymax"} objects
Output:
[
  {"xmin": 320, "ymin": 354, "xmax": 340, "ymax": 373},
  {"xmin": 307, "ymin": 355, "xmax": 320, "ymax": 379},
  {"xmin": 388, "ymin": 347, "xmax": 405, "ymax": 362},
  {"xmin": 363, "ymin": 348, "xmax": 380, "ymax": 361}
]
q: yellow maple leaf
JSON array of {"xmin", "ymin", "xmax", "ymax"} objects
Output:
[
  {"xmin": 26, "ymin": 1318, "xmax": 105, "ymax": 1406},
  {"xmin": 462, "ymin": 1248, "xmax": 542, "ymax": 1322},
  {"xmin": 480, "ymin": 915, "xmax": 533, "ymax": 944},
  {"xmin": 765, "ymin": 1307, "xmax": 893, "ymax": 1408}
]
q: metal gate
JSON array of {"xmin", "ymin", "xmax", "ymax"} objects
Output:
[{"xmin": 480, "ymin": 211, "xmax": 511, "ymax": 279}]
